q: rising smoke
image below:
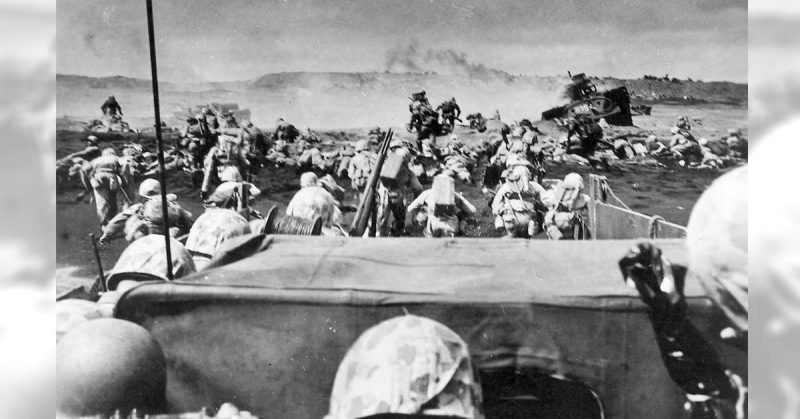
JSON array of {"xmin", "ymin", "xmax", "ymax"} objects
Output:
[{"xmin": 385, "ymin": 40, "xmax": 514, "ymax": 80}]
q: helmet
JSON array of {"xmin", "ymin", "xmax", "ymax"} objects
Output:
[
  {"xmin": 389, "ymin": 139, "xmax": 405, "ymax": 149},
  {"xmin": 300, "ymin": 172, "xmax": 319, "ymax": 188},
  {"xmin": 670, "ymin": 126, "xmax": 680, "ymax": 134},
  {"xmin": 686, "ymin": 166, "xmax": 747, "ymax": 333},
  {"xmin": 138, "ymin": 179, "xmax": 161, "ymax": 200},
  {"xmin": 325, "ymin": 315, "xmax": 482, "ymax": 419},
  {"xmin": 563, "ymin": 173, "xmax": 584, "ymax": 190},
  {"xmin": 646, "ymin": 135, "xmax": 657, "ymax": 143},
  {"xmin": 141, "ymin": 199, "xmax": 181, "ymax": 233},
  {"xmin": 57, "ymin": 319, "xmax": 166, "ymax": 416},
  {"xmin": 86, "ymin": 135, "xmax": 98, "ymax": 143},
  {"xmin": 355, "ymin": 139, "xmax": 370, "ymax": 152},
  {"xmin": 727, "ymin": 128, "xmax": 740, "ymax": 136},
  {"xmin": 506, "ymin": 153, "xmax": 532, "ymax": 168},
  {"xmin": 201, "ymin": 107, "xmax": 210, "ymax": 114},
  {"xmin": 106, "ymin": 234, "xmax": 196, "ymax": 289},
  {"xmin": 108, "ymin": 95, "xmax": 115, "ymax": 100},
  {"xmin": 698, "ymin": 137, "xmax": 709, "ymax": 146},
  {"xmin": 101, "ymin": 147, "xmax": 116, "ymax": 156},
  {"xmin": 185, "ymin": 209, "xmax": 251, "ymax": 258},
  {"xmin": 219, "ymin": 166, "xmax": 243, "ymax": 183}
]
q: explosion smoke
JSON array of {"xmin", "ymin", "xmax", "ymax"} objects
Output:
[{"xmin": 385, "ymin": 40, "xmax": 514, "ymax": 80}]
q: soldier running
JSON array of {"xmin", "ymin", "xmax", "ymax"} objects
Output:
[{"xmin": 436, "ymin": 97, "xmax": 461, "ymax": 130}]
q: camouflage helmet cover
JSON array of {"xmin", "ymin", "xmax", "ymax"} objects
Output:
[
  {"xmin": 138, "ymin": 179, "xmax": 161, "ymax": 200},
  {"xmin": 325, "ymin": 315, "xmax": 483, "ymax": 419},
  {"xmin": 108, "ymin": 235, "xmax": 196, "ymax": 287},
  {"xmin": 184, "ymin": 209, "xmax": 251, "ymax": 257}
]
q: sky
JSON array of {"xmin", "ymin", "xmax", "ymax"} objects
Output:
[{"xmin": 57, "ymin": 0, "xmax": 747, "ymax": 83}]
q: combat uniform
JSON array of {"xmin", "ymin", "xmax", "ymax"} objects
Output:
[
  {"xmin": 100, "ymin": 97, "xmax": 122, "ymax": 127},
  {"xmin": 346, "ymin": 144, "xmax": 375, "ymax": 196},
  {"xmin": 408, "ymin": 188, "xmax": 476, "ymax": 238},
  {"xmin": 285, "ymin": 184, "xmax": 343, "ymax": 234},
  {"xmin": 88, "ymin": 152, "xmax": 123, "ymax": 226},
  {"xmin": 491, "ymin": 168, "xmax": 547, "ymax": 238},
  {"xmin": 375, "ymin": 148, "xmax": 423, "ymax": 237},
  {"xmin": 542, "ymin": 173, "xmax": 591, "ymax": 240},
  {"xmin": 437, "ymin": 98, "xmax": 461, "ymax": 128},
  {"xmin": 273, "ymin": 118, "xmax": 300, "ymax": 143},
  {"xmin": 201, "ymin": 135, "xmax": 250, "ymax": 197}
]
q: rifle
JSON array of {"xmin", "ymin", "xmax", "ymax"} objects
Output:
[
  {"xmin": 89, "ymin": 233, "xmax": 107, "ymax": 293},
  {"xmin": 349, "ymin": 129, "xmax": 393, "ymax": 237}
]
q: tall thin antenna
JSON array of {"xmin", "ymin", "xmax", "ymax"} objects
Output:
[{"xmin": 145, "ymin": 0, "xmax": 173, "ymax": 280}]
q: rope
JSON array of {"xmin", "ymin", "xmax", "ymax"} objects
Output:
[
  {"xmin": 601, "ymin": 181, "xmax": 632, "ymax": 211},
  {"xmin": 648, "ymin": 215, "xmax": 665, "ymax": 239}
]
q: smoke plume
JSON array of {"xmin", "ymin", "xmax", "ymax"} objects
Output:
[{"xmin": 385, "ymin": 40, "xmax": 514, "ymax": 80}]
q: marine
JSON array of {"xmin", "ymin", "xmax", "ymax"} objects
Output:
[
  {"xmin": 100, "ymin": 95, "xmax": 123, "ymax": 127},
  {"xmin": 285, "ymin": 172, "xmax": 345, "ymax": 236},
  {"xmin": 491, "ymin": 155, "xmax": 548, "ymax": 238},
  {"xmin": 98, "ymin": 179, "xmax": 193, "ymax": 244},
  {"xmin": 87, "ymin": 148, "xmax": 123, "ymax": 226},
  {"xmin": 407, "ymin": 172, "xmax": 477, "ymax": 238},
  {"xmin": 374, "ymin": 141, "xmax": 423, "ymax": 237},
  {"xmin": 542, "ymin": 173, "xmax": 591, "ymax": 240},
  {"xmin": 436, "ymin": 96, "xmax": 461, "ymax": 129},
  {"xmin": 273, "ymin": 118, "xmax": 300, "ymax": 143}
]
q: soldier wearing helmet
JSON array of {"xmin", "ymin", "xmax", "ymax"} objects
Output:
[
  {"xmin": 99, "ymin": 179, "xmax": 193, "ymax": 244},
  {"xmin": 375, "ymin": 141, "xmax": 423, "ymax": 237},
  {"xmin": 205, "ymin": 166, "xmax": 262, "ymax": 218},
  {"xmin": 200, "ymin": 130, "xmax": 250, "ymax": 200},
  {"xmin": 408, "ymin": 172, "xmax": 477, "ymax": 238},
  {"xmin": 106, "ymin": 233, "xmax": 196, "ymax": 291},
  {"xmin": 325, "ymin": 315, "xmax": 483, "ymax": 419},
  {"xmin": 199, "ymin": 106, "xmax": 219, "ymax": 130},
  {"xmin": 436, "ymin": 96, "xmax": 462, "ymax": 130},
  {"xmin": 669, "ymin": 126, "xmax": 701, "ymax": 161},
  {"xmin": 676, "ymin": 115, "xmax": 691, "ymax": 131},
  {"xmin": 491, "ymin": 156, "xmax": 547, "ymax": 238},
  {"xmin": 185, "ymin": 208, "xmax": 251, "ymax": 270},
  {"xmin": 100, "ymin": 95, "xmax": 123, "ymax": 127},
  {"xmin": 286, "ymin": 172, "xmax": 345, "ymax": 236},
  {"xmin": 347, "ymin": 139, "xmax": 376, "ymax": 197},
  {"xmin": 84, "ymin": 148, "xmax": 123, "ymax": 226},
  {"xmin": 273, "ymin": 118, "xmax": 300, "ymax": 143},
  {"xmin": 542, "ymin": 173, "xmax": 591, "ymax": 240},
  {"xmin": 60, "ymin": 135, "xmax": 103, "ymax": 202},
  {"xmin": 239, "ymin": 120, "xmax": 271, "ymax": 180}
]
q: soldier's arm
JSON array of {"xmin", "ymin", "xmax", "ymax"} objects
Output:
[
  {"xmin": 407, "ymin": 172, "xmax": 423, "ymax": 196},
  {"xmin": 454, "ymin": 104, "xmax": 461, "ymax": 116},
  {"xmin": 492, "ymin": 185, "xmax": 509, "ymax": 215},
  {"xmin": 99, "ymin": 205, "xmax": 139, "ymax": 242},
  {"xmin": 406, "ymin": 190, "xmax": 428, "ymax": 215}
]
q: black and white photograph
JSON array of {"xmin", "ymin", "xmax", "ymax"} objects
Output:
[{"xmin": 51, "ymin": 0, "xmax": 759, "ymax": 418}]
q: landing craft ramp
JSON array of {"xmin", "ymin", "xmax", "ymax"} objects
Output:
[{"xmin": 115, "ymin": 238, "xmax": 741, "ymax": 418}]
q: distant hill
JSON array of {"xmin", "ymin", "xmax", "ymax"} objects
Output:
[{"xmin": 56, "ymin": 72, "xmax": 747, "ymax": 129}]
